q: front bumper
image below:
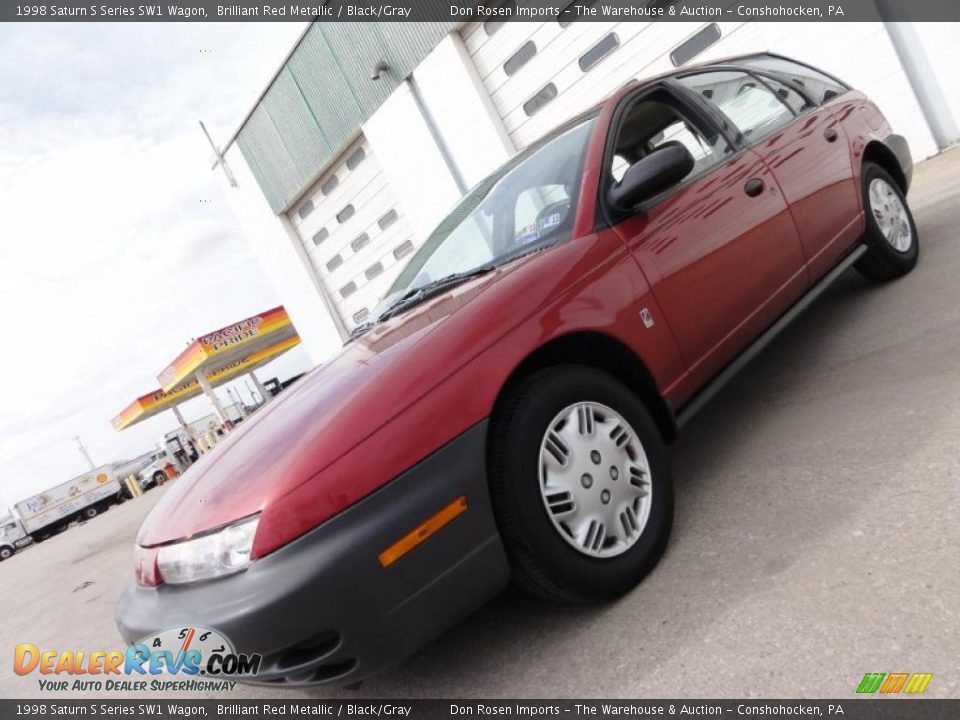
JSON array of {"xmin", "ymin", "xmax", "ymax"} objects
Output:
[{"xmin": 114, "ymin": 421, "xmax": 510, "ymax": 686}]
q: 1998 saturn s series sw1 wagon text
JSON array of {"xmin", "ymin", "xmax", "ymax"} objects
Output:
[{"xmin": 116, "ymin": 53, "xmax": 918, "ymax": 686}]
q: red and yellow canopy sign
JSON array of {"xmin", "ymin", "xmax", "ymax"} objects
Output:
[
  {"xmin": 158, "ymin": 306, "xmax": 297, "ymax": 392},
  {"xmin": 112, "ymin": 313, "xmax": 300, "ymax": 431}
]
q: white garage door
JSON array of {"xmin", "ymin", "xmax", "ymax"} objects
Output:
[
  {"xmin": 463, "ymin": 19, "xmax": 768, "ymax": 149},
  {"xmin": 286, "ymin": 137, "xmax": 419, "ymax": 332}
]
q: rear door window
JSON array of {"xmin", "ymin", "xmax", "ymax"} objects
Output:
[
  {"xmin": 757, "ymin": 75, "xmax": 813, "ymax": 115},
  {"xmin": 678, "ymin": 71, "xmax": 796, "ymax": 143}
]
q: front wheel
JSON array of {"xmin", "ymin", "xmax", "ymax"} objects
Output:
[
  {"xmin": 489, "ymin": 365, "xmax": 674, "ymax": 603},
  {"xmin": 0, "ymin": 545, "xmax": 13, "ymax": 561},
  {"xmin": 855, "ymin": 162, "xmax": 919, "ymax": 281}
]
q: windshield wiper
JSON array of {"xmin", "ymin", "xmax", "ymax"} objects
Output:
[
  {"xmin": 377, "ymin": 265, "xmax": 496, "ymax": 322},
  {"xmin": 349, "ymin": 321, "xmax": 376, "ymax": 340}
]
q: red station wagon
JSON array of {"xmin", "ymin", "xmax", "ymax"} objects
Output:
[{"xmin": 116, "ymin": 54, "xmax": 918, "ymax": 686}]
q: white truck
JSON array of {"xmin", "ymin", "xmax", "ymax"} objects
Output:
[
  {"xmin": 0, "ymin": 515, "xmax": 28, "ymax": 561},
  {"xmin": 135, "ymin": 451, "xmax": 174, "ymax": 490},
  {"xmin": 12, "ymin": 466, "xmax": 124, "ymax": 544}
]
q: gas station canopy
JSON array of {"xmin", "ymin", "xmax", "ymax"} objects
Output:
[
  {"xmin": 111, "ymin": 335, "xmax": 298, "ymax": 430},
  {"xmin": 158, "ymin": 305, "xmax": 298, "ymax": 392},
  {"xmin": 112, "ymin": 306, "xmax": 301, "ymax": 432}
]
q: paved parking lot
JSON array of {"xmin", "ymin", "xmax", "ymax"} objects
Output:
[{"xmin": 2, "ymin": 149, "xmax": 958, "ymax": 700}]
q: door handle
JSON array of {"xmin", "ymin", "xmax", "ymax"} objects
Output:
[
  {"xmin": 824, "ymin": 127, "xmax": 839, "ymax": 142},
  {"xmin": 744, "ymin": 178, "xmax": 764, "ymax": 197}
]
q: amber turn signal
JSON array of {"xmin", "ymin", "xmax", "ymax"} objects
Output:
[{"xmin": 378, "ymin": 496, "xmax": 468, "ymax": 568}]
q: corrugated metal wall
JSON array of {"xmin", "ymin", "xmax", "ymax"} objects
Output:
[{"xmin": 236, "ymin": 20, "xmax": 456, "ymax": 213}]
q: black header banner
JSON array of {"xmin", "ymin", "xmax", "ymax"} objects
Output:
[
  {"xmin": 1, "ymin": 699, "xmax": 959, "ymax": 719},
  {"xmin": 3, "ymin": 0, "xmax": 960, "ymax": 22}
]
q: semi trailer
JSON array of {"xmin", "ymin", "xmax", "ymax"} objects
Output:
[{"xmin": 12, "ymin": 466, "xmax": 124, "ymax": 544}]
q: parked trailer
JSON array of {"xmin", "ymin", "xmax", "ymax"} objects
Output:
[{"xmin": 14, "ymin": 466, "xmax": 123, "ymax": 543}]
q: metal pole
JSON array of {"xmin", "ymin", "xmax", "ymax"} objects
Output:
[
  {"xmin": 172, "ymin": 404, "xmax": 204, "ymax": 455},
  {"xmin": 406, "ymin": 76, "xmax": 468, "ymax": 194},
  {"xmin": 248, "ymin": 371, "xmax": 273, "ymax": 405},
  {"xmin": 226, "ymin": 386, "xmax": 247, "ymax": 419},
  {"xmin": 200, "ymin": 120, "xmax": 238, "ymax": 187},
  {"xmin": 877, "ymin": 6, "xmax": 959, "ymax": 148},
  {"xmin": 195, "ymin": 371, "xmax": 230, "ymax": 424},
  {"xmin": 73, "ymin": 436, "xmax": 96, "ymax": 471},
  {"xmin": 244, "ymin": 378, "xmax": 261, "ymax": 406}
]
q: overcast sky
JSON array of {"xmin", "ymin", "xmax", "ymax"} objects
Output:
[{"xmin": 0, "ymin": 22, "xmax": 313, "ymax": 507}]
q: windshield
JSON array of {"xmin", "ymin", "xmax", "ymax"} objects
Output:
[{"xmin": 376, "ymin": 117, "xmax": 596, "ymax": 316}]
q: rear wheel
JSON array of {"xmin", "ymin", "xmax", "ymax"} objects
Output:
[
  {"xmin": 153, "ymin": 471, "xmax": 166, "ymax": 487},
  {"xmin": 855, "ymin": 162, "xmax": 918, "ymax": 281},
  {"xmin": 81, "ymin": 506, "xmax": 99, "ymax": 520},
  {"xmin": 489, "ymin": 365, "xmax": 674, "ymax": 603}
]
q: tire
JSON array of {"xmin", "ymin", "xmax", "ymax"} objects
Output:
[
  {"xmin": 153, "ymin": 472, "xmax": 166, "ymax": 487},
  {"xmin": 81, "ymin": 506, "xmax": 99, "ymax": 520},
  {"xmin": 855, "ymin": 162, "xmax": 919, "ymax": 282},
  {"xmin": 489, "ymin": 365, "xmax": 674, "ymax": 603},
  {"xmin": 0, "ymin": 545, "xmax": 13, "ymax": 561}
]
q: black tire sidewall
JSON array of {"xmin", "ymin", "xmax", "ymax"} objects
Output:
[
  {"xmin": 862, "ymin": 163, "xmax": 918, "ymax": 268},
  {"xmin": 0, "ymin": 547, "xmax": 12, "ymax": 560},
  {"xmin": 492, "ymin": 366, "xmax": 673, "ymax": 601}
]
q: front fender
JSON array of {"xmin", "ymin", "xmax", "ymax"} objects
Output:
[{"xmin": 881, "ymin": 133, "xmax": 913, "ymax": 191}]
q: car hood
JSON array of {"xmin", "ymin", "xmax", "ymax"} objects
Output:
[{"xmin": 136, "ymin": 265, "xmax": 517, "ymax": 548}]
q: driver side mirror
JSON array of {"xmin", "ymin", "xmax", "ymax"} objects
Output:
[{"xmin": 607, "ymin": 144, "xmax": 695, "ymax": 211}]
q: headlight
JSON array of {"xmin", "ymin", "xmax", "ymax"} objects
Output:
[{"xmin": 156, "ymin": 515, "xmax": 259, "ymax": 585}]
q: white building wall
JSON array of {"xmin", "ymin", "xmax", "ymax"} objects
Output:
[
  {"xmin": 413, "ymin": 33, "xmax": 517, "ymax": 187},
  {"xmin": 361, "ymin": 81, "xmax": 463, "ymax": 241},
  {"xmin": 898, "ymin": 22, "xmax": 960, "ymax": 147},
  {"xmin": 218, "ymin": 146, "xmax": 343, "ymax": 364}
]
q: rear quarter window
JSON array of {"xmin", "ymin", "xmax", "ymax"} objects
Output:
[{"xmin": 735, "ymin": 56, "xmax": 848, "ymax": 105}]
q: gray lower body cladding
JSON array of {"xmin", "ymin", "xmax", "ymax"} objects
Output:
[
  {"xmin": 884, "ymin": 133, "xmax": 914, "ymax": 190},
  {"xmin": 114, "ymin": 420, "xmax": 510, "ymax": 686}
]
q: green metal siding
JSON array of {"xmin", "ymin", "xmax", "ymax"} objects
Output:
[{"xmin": 236, "ymin": 20, "xmax": 457, "ymax": 213}]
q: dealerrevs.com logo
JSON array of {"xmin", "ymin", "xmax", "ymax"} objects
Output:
[{"xmin": 14, "ymin": 626, "xmax": 261, "ymax": 692}]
